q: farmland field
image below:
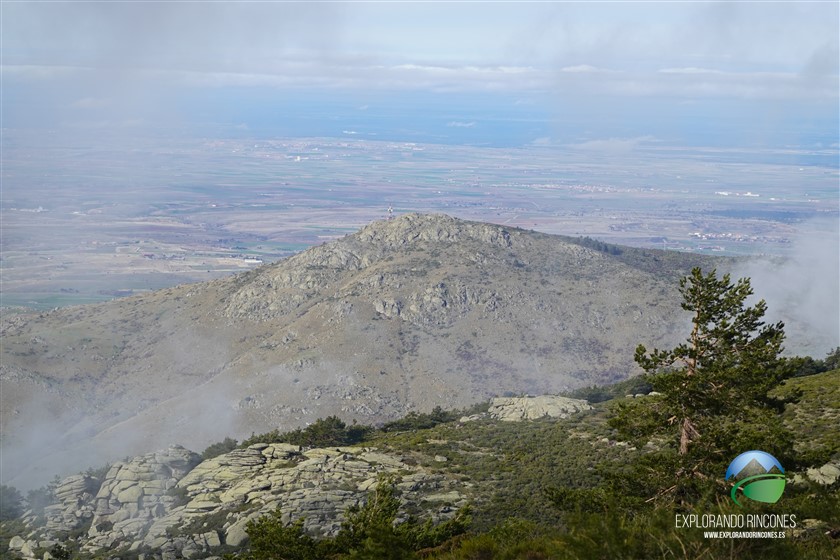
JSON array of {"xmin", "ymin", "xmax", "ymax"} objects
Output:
[{"xmin": 2, "ymin": 132, "xmax": 837, "ymax": 309}]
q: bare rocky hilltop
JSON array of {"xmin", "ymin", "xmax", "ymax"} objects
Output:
[{"xmin": 0, "ymin": 213, "xmax": 720, "ymax": 488}]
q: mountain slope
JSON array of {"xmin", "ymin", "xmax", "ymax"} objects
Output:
[
  {"xmin": 5, "ymin": 370, "xmax": 838, "ymax": 558},
  {"xmin": 0, "ymin": 213, "xmax": 720, "ymax": 488}
]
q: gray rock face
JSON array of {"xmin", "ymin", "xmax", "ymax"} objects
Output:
[
  {"xmin": 85, "ymin": 446, "xmax": 202, "ymax": 550},
  {"xmin": 488, "ymin": 395, "xmax": 592, "ymax": 421},
  {"xmin": 9, "ymin": 442, "xmax": 466, "ymax": 559},
  {"xmin": 220, "ymin": 214, "xmax": 513, "ymax": 324},
  {"xmin": 806, "ymin": 461, "xmax": 840, "ymax": 486},
  {"xmin": 143, "ymin": 443, "xmax": 465, "ymax": 553},
  {"xmin": 43, "ymin": 474, "xmax": 99, "ymax": 534}
]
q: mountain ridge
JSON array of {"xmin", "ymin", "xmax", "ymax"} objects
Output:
[{"xmin": 0, "ymin": 213, "xmax": 722, "ymax": 489}]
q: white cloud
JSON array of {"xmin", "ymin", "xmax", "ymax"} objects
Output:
[
  {"xmin": 446, "ymin": 121, "xmax": 476, "ymax": 128},
  {"xmin": 1, "ymin": 0, "xmax": 837, "ymax": 135},
  {"xmin": 566, "ymin": 136, "xmax": 658, "ymax": 152},
  {"xmin": 560, "ymin": 64, "xmax": 614, "ymax": 73},
  {"xmin": 0, "ymin": 64, "xmax": 83, "ymax": 80},
  {"xmin": 5, "ymin": 59, "xmax": 834, "ymax": 102},
  {"xmin": 530, "ymin": 137, "xmax": 554, "ymax": 146},
  {"xmin": 71, "ymin": 97, "xmax": 110, "ymax": 109},
  {"xmin": 658, "ymin": 67, "xmax": 725, "ymax": 75},
  {"xmin": 733, "ymin": 219, "xmax": 840, "ymax": 357}
]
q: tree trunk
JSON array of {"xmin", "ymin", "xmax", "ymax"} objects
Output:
[{"xmin": 679, "ymin": 417, "xmax": 699, "ymax": 455}]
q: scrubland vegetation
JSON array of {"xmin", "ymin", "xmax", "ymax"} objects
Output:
[
  {"xmin": 2, "ymin": 269, "xmax": 838, "ymax": 559},
  {"xmin": 224, "ymin": 269, "xmax": 840, "ymax": 559}
]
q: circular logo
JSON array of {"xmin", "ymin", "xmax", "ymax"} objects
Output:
[{"xmin": 726, "ymin": 450, "xmax": 786, "ymax": 506}]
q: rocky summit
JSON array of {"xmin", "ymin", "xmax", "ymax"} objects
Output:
[
  {"xmin": 486, "ymin": 395, "xmax": 593, "ymax": 422},
  {"xmin": 0, "ymin": 213, "xmax": 720, "ymax": 489}
]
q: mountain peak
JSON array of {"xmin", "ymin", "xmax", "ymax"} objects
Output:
[
  {"xmin": 1, "ymin": 214, "xmax": 714, "ymax": 489},
  {"xmin": 352, "ymin": 213, "xmax": 513, "ymax": 250},
  {"xmin": 217, "ymin": 214, "xmax": 519, "ymax": 321}
]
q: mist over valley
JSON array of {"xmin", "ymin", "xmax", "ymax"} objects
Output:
[{"xmin": 1, "ymin": 3, "xmax": 838, "ymax": 558}]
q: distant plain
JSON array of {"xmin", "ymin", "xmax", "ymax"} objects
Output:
[{"xmin": 2, "ymin": 132, "xmax": 837, "ymax": 310}]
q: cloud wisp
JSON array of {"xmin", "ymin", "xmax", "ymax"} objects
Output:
[
  {"xmin": 2, "ymin": 2, "xmax": 837, "ymax": 100},
  {"xmin": 733, "ymin": 219, "xmax": 840, "ymax": 358},
  {"xmin": 1, "ymin": 2, "xmax": 836, "ymax": 150}
]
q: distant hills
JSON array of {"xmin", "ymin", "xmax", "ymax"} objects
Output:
[{"xmin": 0, "ymin": 213, "xmax": 722, "ymax": 489}]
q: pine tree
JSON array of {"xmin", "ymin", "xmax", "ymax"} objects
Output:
[
  {"xmin": 610, "ymin": 268, "xmax": 795, "ymax": 504},
  {"xmin": 0, "ymin": 485, "xmax": 23, "ymax": 521}
]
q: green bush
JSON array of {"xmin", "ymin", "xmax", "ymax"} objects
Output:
[
  {"xmin": 564, "ymin": 376, "xmax": 652, "ymax": 403},
  {"xmin": 26, "ymin": 482, "xmax": 56, "ymax": 520},
  {"xmin": 203, "ymin": 437, "xmax": 239, "ymax": 460},
  {"xmin": 246, "ymin": 516, "xmax": 320, "ymax": 560},
  {"xmin": 243, "ymin": 479, "xmax": 470, "ymax": 559},
  {"xmin": 83, "ymin": 462, "xmax": 112, "ymax": 481},
  {"xmin": 382, "ymin": 406, "xmax": 460, "ymax": 432},
  {"xmin": 571, "ymin": 236, "xmax": 623, "ymax": 256},
  {"xmin": 166, "ymin": 486, "xmax": 190, "ymax": 508},
  {"xmin": 0, "ymin": 485, "xmax": 23, "ymax": 521},
  {"xmin": 242, "ymin": 416, "xmax": 373, "ymax": 449}
]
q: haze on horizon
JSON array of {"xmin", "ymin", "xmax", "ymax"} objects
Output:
[
  {"xmin": 1, "ymin": 2, "xmax": 838, "ymax": 350},
  {"xmin": 2, "ymin": 1, "xmax": 838, "ymax": 150},
  {"xmin": 0, "ymin": 0, "xmax": 840, "ymax": 492}
]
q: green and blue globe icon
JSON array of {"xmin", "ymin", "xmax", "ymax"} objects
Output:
[{"xmin": 726, "ymin": 450, "xmax": 786, "ymax": 506}]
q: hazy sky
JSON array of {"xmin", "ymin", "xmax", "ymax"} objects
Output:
[{"xmin": 2, "ymin": 1, "xmax": 839, "ymax": 147}]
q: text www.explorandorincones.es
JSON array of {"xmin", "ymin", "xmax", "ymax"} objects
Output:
[{"xmin": 703, "ymin": 531, "xmax": 786, "ymax": 539}]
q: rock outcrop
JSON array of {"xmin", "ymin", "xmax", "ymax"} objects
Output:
[
  {"xmin": 85, "ymin": 446, "xmax": 202, "ymax": 551},
  {"xmin": 43, "ymin": 474, "xmax": 99, "ymax": 535},
  {"xmin": 487, "ymin": 395, "xmax": 592, "ymax": 421},
  {"xmin": 9, "ymin": 442, "xmax": 467, "ymax": 559},
  {"xmin": 803, "ymin": 460, "xmax": 840, "ymax": 486}
]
